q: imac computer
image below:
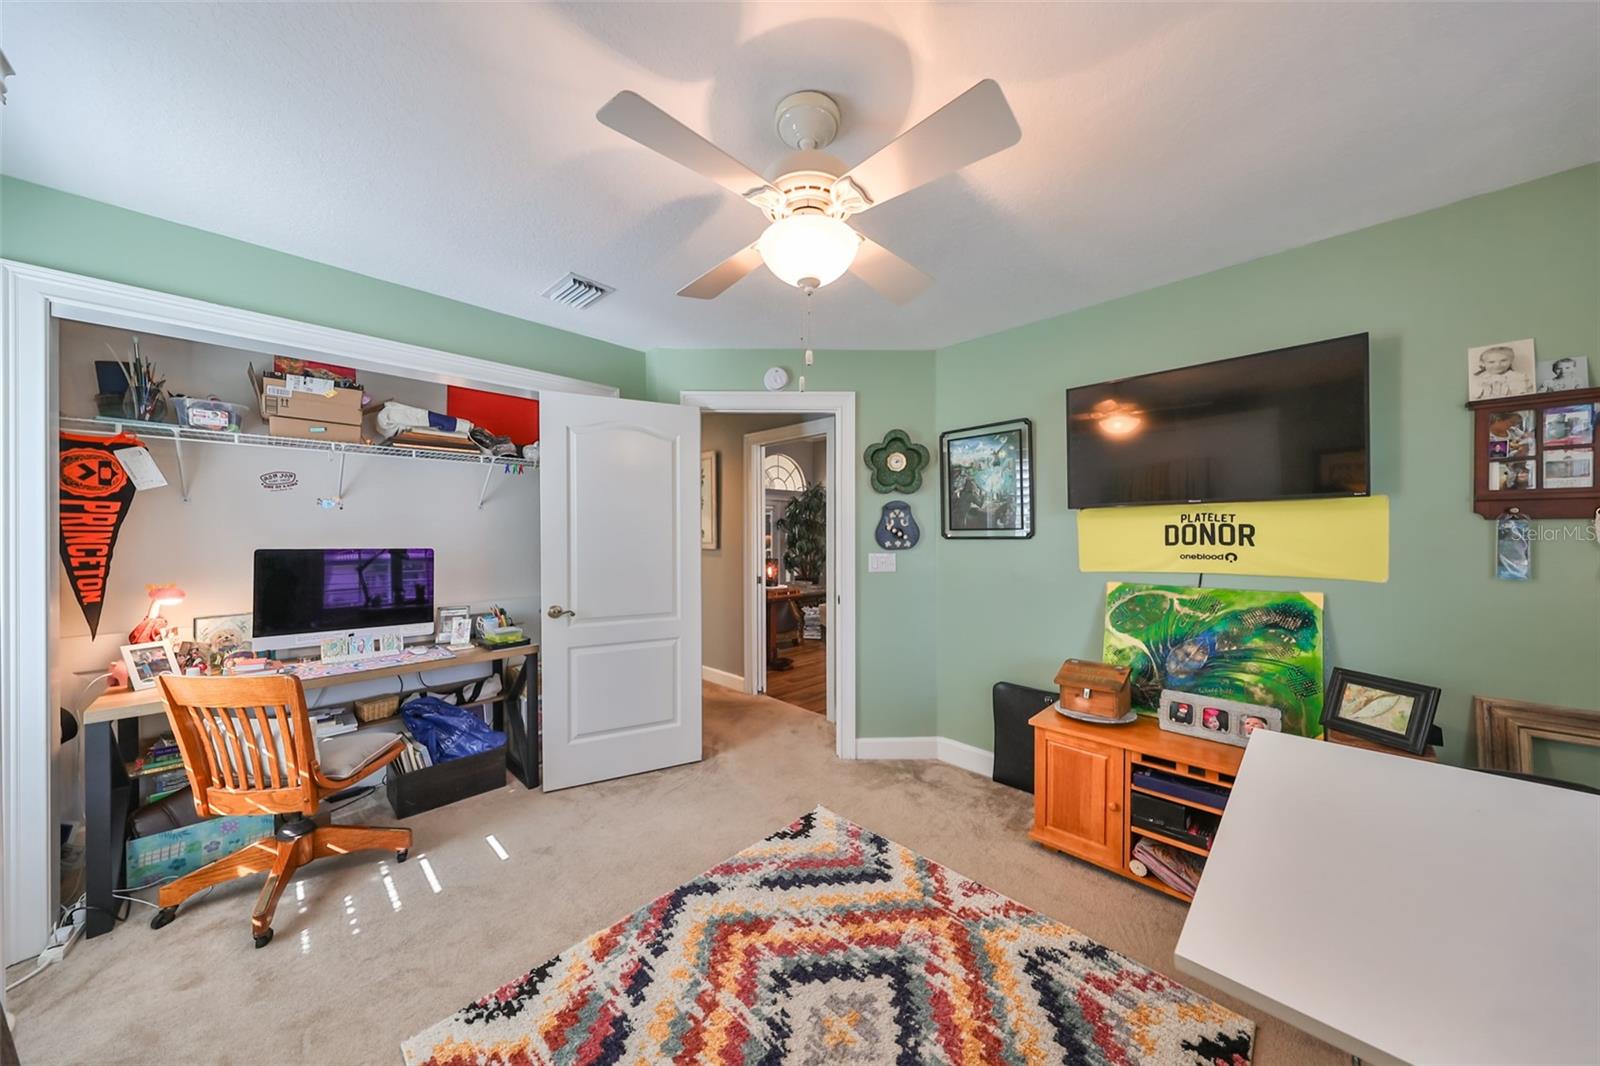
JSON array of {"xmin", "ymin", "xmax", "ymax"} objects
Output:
[{"xmin": 252, "ymin": 548, "xmax": 435, "ymax": 653}]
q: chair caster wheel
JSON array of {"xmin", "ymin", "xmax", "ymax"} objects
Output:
[
  {"xmin": 254, "ymin": 928, "xmax": 274, "ymax": 949},
  {"xmin": 396, "ymin": 849, "xmax": 409, "ymax": 863},
  {"xmin": 150, "ymin": 907, "xmax": 177, "ymax": 931}
]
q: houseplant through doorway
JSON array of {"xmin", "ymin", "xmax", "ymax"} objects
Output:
[{"xmin": 775, "ymin": 482, "xmax": 826, "ymax": 583}]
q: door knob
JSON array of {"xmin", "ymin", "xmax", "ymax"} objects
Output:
[{"xmin": 547, "ymin": 605, "xmax": 576, "ymax": 619}]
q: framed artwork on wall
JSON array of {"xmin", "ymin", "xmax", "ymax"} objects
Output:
[
  {"xmin": 700, "ymin": 450, "xmax": 719, "ymax": 550},
  {"xmin": 1322, "ymin": 668, "xmax": 1441, "ymax": 755},
  {"xmin": 939, "ymin": 418, "xmax": 1034, "ymax": 539}
]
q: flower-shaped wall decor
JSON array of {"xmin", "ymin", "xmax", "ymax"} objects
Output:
[{"xmin": 863, "ymin": 429, "xmax": 930, "ymax": 494}]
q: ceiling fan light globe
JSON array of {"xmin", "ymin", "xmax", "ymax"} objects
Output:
[{"xmin": 757, "ymin": 214, "xmax": 860, "ymax": 289}]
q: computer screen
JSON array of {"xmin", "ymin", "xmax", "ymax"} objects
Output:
[{"xmin": 252, "ymin": 548, "xmax": 434, "ymax": 643}]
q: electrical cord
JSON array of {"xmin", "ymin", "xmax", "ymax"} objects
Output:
[
  {"xmin": 6, "ymin": 963, "xmax": 48, "ymax": 993},
  {"xmin": 325, "ymin": 785, "xmax": 376, "ymax": 815}
]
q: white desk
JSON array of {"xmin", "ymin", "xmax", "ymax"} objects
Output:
[{"xmin": 1176, "ymin": 730, "xmax": 1599, "ymax": 1066}]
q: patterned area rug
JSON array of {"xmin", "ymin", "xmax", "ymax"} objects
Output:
[{"xmin": 402, "ymin": 806, "xmax": 1254, "ymax": 1065}]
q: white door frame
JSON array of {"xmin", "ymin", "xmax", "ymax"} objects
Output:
[
  {"xmin": 0, "ymin": 259, "xmax": 617, "ymax": 962},
  {"xmin": 744, "ymin": 419, "xmax": 834, "ymax": 719},
  {"xmin": 680, "ymin": 391, "xmax": 857, "ymax": 760}
]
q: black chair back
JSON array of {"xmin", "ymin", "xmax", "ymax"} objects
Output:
[{"xmin": 992, "ymin": 682, "xmax": 1059, "ymax": 793}]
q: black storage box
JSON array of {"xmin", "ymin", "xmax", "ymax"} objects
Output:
[
  {"xmin": 1130, "ymin": 791, "xmax": 1189, "ymax": 837},
  {"xmin": 385, "ymin": 744, "xmax": 506, "ymax": 818}
]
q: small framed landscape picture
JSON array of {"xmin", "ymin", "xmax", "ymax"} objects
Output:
[
  {"xmin": 939, "ymin": 418, "xmax": 1034, "ymax": 539},
  {"xmin": 1322, "ymin": 668, "xmax": 1441, "ymax": 755},
  {"xmin": 122, "ymin": 640, "xmax": 180, "ymax": 691},
  {"xmin": 1466, "ymin": 339, "xmax": 1536, "ymax": 402}
]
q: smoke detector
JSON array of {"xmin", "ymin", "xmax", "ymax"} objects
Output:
[{"xmin": 540, "ymin": 273, "xmax": 613, "ymax": 310}]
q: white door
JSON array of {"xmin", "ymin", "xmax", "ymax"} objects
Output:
[{"xmin": 539, "ymin": 393, "xmax": 702, "ymax": 790}]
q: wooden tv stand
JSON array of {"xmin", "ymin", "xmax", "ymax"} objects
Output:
[{"xmin": 1029, "ymin": 707, "xmax": 1244, "ymax": 902}]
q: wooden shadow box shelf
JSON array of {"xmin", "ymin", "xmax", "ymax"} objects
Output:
[
  {"xmin": 1029, "ymin": 709, "xmax": 1244, "ymax": 903},
  {"xmin": 1467, "ymin": 386, "xmax": 1600, "ymax": 519}
]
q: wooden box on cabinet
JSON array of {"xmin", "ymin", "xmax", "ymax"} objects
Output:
[{"xmin": 1028, "ymin": 707, "xmax": 1244, "ymax": 901}]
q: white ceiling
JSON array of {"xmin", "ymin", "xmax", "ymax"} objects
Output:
[{"xmin": 2, "ymin": 3, "xmax": 1596, "ymax": 353}]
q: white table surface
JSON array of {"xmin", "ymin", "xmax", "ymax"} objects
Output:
[{"xmin": 1175, "ymin": 730, "xmax": 1600, "ymax": 1066}]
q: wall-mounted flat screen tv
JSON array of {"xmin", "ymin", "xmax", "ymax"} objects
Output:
[{"xmin": 1065, "ymin": 333, "xmax": 1369, "ymax": 509}]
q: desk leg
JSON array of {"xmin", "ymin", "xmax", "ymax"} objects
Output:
[
  {"xmin": 498, "ymin": 652, "xmax": 540, "ymax": 790},
  {"xmin": 84, "ymin": 721, "xmax": 132, "ymax": 938}
]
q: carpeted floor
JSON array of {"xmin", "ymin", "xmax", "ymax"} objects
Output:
[{"xmin": 8, "ymin": 685, "xmax": 1341, "ymax": 1065}]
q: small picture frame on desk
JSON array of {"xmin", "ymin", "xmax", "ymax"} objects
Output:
[
  {"xmin": 1321, "ymin": 668, "xmax": 1441, "ymax": 755},
  {"xmin": 436, "ymin": 605, "xmax": 470, "ymax": 644},
  {"xmin": 121, "ymin": 639, "xmax": 179, "ymax": 691}
]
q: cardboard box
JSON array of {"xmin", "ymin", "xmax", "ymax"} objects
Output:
[
  {"xmin": 258, "ymin": 374, "xmax": 363, "ymax": 425},
  {"xmin": 268, "ymin": 415, "xmax": 363, "ymax": 443}
]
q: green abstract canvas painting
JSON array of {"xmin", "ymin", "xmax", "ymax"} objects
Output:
[{"xmin": 1102, "ymin": 581, "xmax": 1325, "ymax": 737}]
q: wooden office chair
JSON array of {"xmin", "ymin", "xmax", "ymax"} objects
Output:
[{"xmin": 151, "ymin": 674, "xmax": 412, "ymax": 948}]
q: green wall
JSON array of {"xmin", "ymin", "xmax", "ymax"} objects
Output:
[
  {"xmin": 0, "ymin": 177, "xmax": 645, "ymax": 396},
  {"xmin": 936, "ymin": 164, "xmax": 1600, "ymax": 772},
  {"xmin": 10, "ymin": 165, "xmax": 1595, "ymax": 776},
  {"xmin": 645, "ymin": 350, "xmax": 940, "ymax": 738}
]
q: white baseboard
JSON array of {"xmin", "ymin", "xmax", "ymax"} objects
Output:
[
  {"xmin": 855, "ymin": 736, "xmax": 939, "ymax": 760},
  {"xmin": 934, "ymin": 737, "xmax": 996, "ymax": 778},
  {"xmin": 702, "ymin": 666, "xmax": 745, "ymax": 690},
  {"xmin": 856, "ymin": 735, "xmax": 994, "ymax": 779}
]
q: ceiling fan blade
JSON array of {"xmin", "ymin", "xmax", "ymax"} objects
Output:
[
  {"xmin": 833, "ymin": 79, "xmax": 1020, "ymax": 213},
  {"xmin": 678, "ymin": 244, "xmax": 764, "ymax": 299},
  {"xmin": 850, "ymin": 237, "xmax": 932, "ymax": 304},
  {"xmin": 597, "ymin": 91, "xmax": 784, "ymax": 213}
]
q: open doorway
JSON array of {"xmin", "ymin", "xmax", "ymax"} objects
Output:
[
  {"xmin": 686, "ymin": 390, "xmax": 857, "ymax": 758},
  {"xmin": 748, "ymin": 419, "xmax": 832, "ymax": 717}
]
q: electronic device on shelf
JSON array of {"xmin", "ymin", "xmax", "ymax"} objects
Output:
[
  {"xmin": 251, "ymin": 547, "xmax": 435, "ymax": 653},
  {"xmin": 1065, "ymin": 332, "xmax": 1370, "ymax": 508}
]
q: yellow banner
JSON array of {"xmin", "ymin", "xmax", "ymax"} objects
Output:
[{"xmin": 1077, "ymin": 496, "xmax": 1389, "ymax": 583}]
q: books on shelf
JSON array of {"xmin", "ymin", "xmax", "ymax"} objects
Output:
[
  {"xmin": 394, "ymin": 736, "xmax": 433, "ymax": 773},
  {"xmin": 1131, "ymin": 836, "xmax": 1205, "ymax": 897}
]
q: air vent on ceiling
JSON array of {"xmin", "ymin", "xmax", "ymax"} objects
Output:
[{"xmin": 541, "ymin": 273, "xmax": 613, "ymax": 310}]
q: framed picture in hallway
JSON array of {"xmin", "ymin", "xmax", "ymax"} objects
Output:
[
  {"xmin": 940, "ymin": 418, "xmax": 1034, "ymax": 539},
  {"xmin": 700, "ymin": 450, "xmax": 719, "ymax": 550}
]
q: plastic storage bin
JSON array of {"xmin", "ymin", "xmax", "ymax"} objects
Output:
[{"xmin": 173, "ymin": 396, "xmax": 249, "ymax": 432}]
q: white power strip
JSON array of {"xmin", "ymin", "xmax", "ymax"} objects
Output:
[{"xmin": 39, "ymin": 904, "xmax": 87, "ymax": 963}]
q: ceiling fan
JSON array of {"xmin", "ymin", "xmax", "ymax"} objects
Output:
[{"xmin": 596, "ymin": 80, "xmax": 1021, "ymax": 303}]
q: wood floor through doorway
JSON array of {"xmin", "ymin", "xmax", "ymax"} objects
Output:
[{"xmin": 764, "ymin": 637, "xmax": 825, "ymax": 713}]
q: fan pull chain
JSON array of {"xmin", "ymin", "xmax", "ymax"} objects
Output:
[{"xmin": 799, "ymin": 287, "xmax": 815, "ymax": 392}]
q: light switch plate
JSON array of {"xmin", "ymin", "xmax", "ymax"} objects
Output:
[{"xmin": 868, "ymin": 552, "xmax": 897, "ymax": 573}]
